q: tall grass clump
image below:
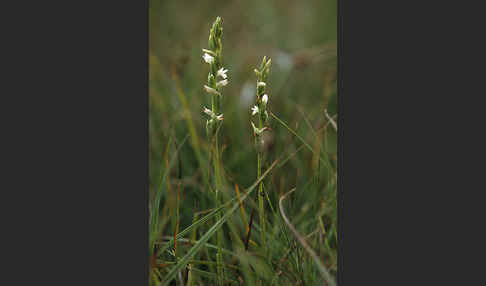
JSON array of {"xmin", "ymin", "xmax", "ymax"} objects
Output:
[{"xmin": 149, "ymin": 6, "xmax": 338, "ymax": 284}]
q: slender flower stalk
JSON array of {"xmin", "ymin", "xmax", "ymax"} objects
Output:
[
  {"xmin": 250, "ymin": 56, "xmax": 271, "ymax": 254},
  {"xmin": 202, "ymin": 16, "xmax": 227, "ymax": 286}
]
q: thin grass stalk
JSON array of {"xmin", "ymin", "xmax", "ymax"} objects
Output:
[
  {"xmin": 202, "ymin": 17, "xmax": 228, "ymax": 286},
  {"xmin": 234, "ymin": 183, "xmax": 248, "ymax": 232},
  {"xmin": 257, "ymin": 149, "xmax": 265, "ymax": 252},
  {"xmin": 251, "ymin": 56, "xmax": 272, "ymax": 255},
  {"xmin": 213, "ymin": 134, "xmax": 225, "ymax": 286},
  {"xmin": 279, "ymin": 188, "xmax": 336, "ymax": 286},
  {"xmin": 149, "ymin": 135, "xmax": 188, "ymax": 257},
  {"xmin": 171, "ymin": 69, "xmax": 210, "ymax": 190},
  {"xmin": 257, "ymin": 107, "xmax": 265, "ymax": 252},
  {"xmin": 161, "ymin": 159, "xmax": 279, "ymax": 285}
]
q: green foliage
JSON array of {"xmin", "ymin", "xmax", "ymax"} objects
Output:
[{"xmin": 150, "ymin": 1, "xmax": 337, "ymax": 285}]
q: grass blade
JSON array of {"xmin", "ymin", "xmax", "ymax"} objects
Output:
[
  {"xmin": 161, "ymin": 159, "xmax": 279, "ymax": 285},
  {"xmin": 171, "ymin": 66, "xmax": 210, "ymax": 189},
  {"xmin": 271, "ymin": 111, "xmax": 327, "ymax": 166},
  {"xmin": 279, "ymin": 188, "xmax": 336, "ymax": 286},
  {"xmin": 150, "ymin": 134, "xmax": 189, "ymax": 255}
]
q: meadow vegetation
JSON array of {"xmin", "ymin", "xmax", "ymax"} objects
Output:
[{"xmin": 149, "ymin": 1, "xmax": 337, "ymax": 284}]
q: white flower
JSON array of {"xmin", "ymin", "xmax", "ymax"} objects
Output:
[
  {"xmin": 251, "ymin": 105, "xmax": 259, "ymax": 116},
  {"xmin": 202, "ymin": 53, "xmax": 214, "ymax": 64},
  {"xmin": 203, "ymin": 107, "xmax": 214, "ymax": 117},
  {"xmin": 203, "ymin": 106, "xmax": 223, "ymax": 121},
  {"xmin": 262, "ymin": 94, "xmax": 268, "ymax": 104},
  {"xmin": 257, "ymin": 81, "xmax": 266, "ymax": 87},
  {"xmin": 204, "ymin": 85, "xmax": 220, "ymax": 96},
  {"xmin": 217, "ymin": 68, "xmax": 228, "ymax": 79},
  {"xmin": 216, "ymin": 79, "xmax": 228, "ymax": 88}
]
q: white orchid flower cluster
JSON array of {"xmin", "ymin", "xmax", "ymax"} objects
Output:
[
  {"xmin": 251, "ymin": 56, "xmax": 271, "ymax": 138},
  {"xmin": 202, "ymin": 17, "xmax": 228, "ymax": 139}
]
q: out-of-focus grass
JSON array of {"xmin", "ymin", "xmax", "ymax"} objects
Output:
[{"xmin": 149, "ymin": 0, "xmax": 337, "ymax": 285}]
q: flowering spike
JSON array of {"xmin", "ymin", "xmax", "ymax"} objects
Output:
[
  {"xmin": 203, "ymin": 17, "xmax": 227, "ymax": 139},
  {"xmin": 251, "ymin": 56, "xmax": 273, "ymax": 254},
  {"xmin": 251, "ymin": 56, "xmax": 271, "ymax": 136},
  {"xmin": 260, "ymin": 56, "xmax": 267, "ymax": 70}
]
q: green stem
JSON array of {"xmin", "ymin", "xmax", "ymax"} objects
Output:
[
  {"xmin": 213, "ymin": 134, "xmax": 224, "ymax": 286},
  {"xmin": 211, "ymin": 92, "xmax": 215, "ymax": 114},
  {"xmin": 257, "ymin": 116, "xmax": 266, "ymax": 253}
]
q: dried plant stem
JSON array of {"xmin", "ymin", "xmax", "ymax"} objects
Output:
[{"xmin": 324, "ymin": 109, "xmax": 337, "ymax": 132}]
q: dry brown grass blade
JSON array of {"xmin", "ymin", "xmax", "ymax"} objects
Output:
[
  {"xmin": 235, "ymin": 183, "xmax": 249, "ymax": 233},
  {"xmin": 324, "ymin": 109, "xmax": 337, "ymax": 132},
  {"xmin": 279, "ymin": 188, "xmax": 336, "ymax": 286},
  {"xmin": 173, "ymin": 181, "xmax": 181, "ymax": 256},
  {"xmin": 244, "ymin": 208, "xmax": 255, "ymax": 251}
]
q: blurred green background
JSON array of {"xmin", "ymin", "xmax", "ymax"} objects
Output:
[
  {"xmin": 150, "ymin": 0, "xmax": 337, "ymax": 187},
  {"xmin": 150, "ymin": 0, "xmax": 337, "ymax": 284}
]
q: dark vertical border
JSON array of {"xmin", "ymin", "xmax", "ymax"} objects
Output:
[
  {"xmin": 6, "ymin": 0, "xmax": 150, "ymax": 284},
  {"xmin": 4, "ymin": 0, "xmax": 152, "ymax": 282},
  {"xmin": 143, "ymin": 0, "xmax": 150, "ymax": 282}
]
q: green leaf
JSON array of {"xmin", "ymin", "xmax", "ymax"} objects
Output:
[{"xmin": 161, "ymin": 159, "xmax": 279, "ymax": 285}]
